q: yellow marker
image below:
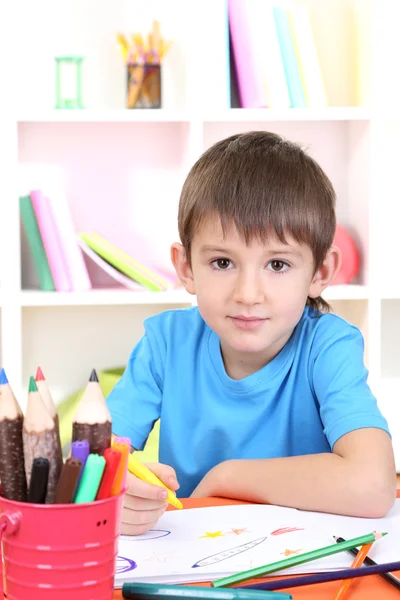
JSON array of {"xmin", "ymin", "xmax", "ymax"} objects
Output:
[{"xmin": 127, "ymin": 453, "xmax": 183, "ymax": 509}]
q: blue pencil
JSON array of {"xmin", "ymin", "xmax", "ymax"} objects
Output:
[{"xmin": 240, "ymin": 561, "xmax": 400, "ymax": 591}]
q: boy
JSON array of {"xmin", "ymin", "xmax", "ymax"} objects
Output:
[{"xmin": 107, "ymin": 131, "xmax": 396, "ymax": 536}]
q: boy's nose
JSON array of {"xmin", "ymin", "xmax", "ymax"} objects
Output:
[{"xmin": 233, "ymin": 271, "xmax": 264, "ymax": 305}]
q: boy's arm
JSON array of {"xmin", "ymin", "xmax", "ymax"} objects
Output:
[
  {"xmin": 192, "ymin": 322, "xmax": 397, "ymax": 517},
  {"xmin": 191, "ymin": 427, "xmax": 397, "ymax": 517}
]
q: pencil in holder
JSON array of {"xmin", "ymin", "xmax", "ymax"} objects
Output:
[
  {"xmin": 126, "ymin": 63, "xmax": 161, "ymax": 108},
  {"xmin": 0, "ymin": 490, "xmax": 124, "ymax": 599}
]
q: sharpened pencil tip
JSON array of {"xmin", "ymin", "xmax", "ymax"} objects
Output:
[
  {"xmin": 0, "ymin": 368, "xmax": 8, "ymax": 385},
  {"xmin": 89, "ymin": 369, "xmax": 99, "ymax": 382},
  {"xmin": 35, "ymin": 366, "xmax": 45, "ymax": 381},
  {"xmin": 28, "ymin": 376, "xmax": 38, "ymax": 393}
]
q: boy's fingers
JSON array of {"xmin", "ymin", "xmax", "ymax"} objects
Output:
[
  {"xmin": 121, "ymin": 504, "xmax": 166, "ymax": 529},
  {"xmin": 124, "ymin": 492, "xmax": 166, "ymax": 511},
  {"xmin": 144, "ymin": 462, "xmax": 180, "ymax": 490},
  {"xmin": 126, "ymin": 473, "xmax": 170, "ymax": 501},
  {"xmin": 121, "ymin": 516, "xmax": 162, "ymax": 537}
]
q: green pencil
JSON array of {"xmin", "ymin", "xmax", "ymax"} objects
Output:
[{"xmin": 212, "ymin": 531, "xmax": 387, "ymax": 588}]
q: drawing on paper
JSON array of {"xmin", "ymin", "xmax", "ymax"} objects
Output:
[
  {"xmin": 199, "ymin": 527, "xmax": 248, "ymax": 538},
  {"xmin": 116, "ymin": 556, "xmax": 137, "ymax": 573},
  {"xmin": 120, "ymin": 529, "xmax": 171, "ymax": 542},
  {"xmin": 271, "ymin": 527, "xmax": 304, "ymax": 536},
  {"xmin": 280, "ymin": 548, "xmax": 303, "ymax": 556},
  {"xmin": 192, "ymin": 536, "xmax": 268, "ymax": 568}
]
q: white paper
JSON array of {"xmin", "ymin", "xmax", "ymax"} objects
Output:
[{"xmin": 115, "ymin": 500, "xmax": 400, "ymax": 587}]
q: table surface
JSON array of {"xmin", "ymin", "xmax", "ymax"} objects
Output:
[{"xmin": 113, "ymin": 490, "xmax": 400, "ymax": 600}]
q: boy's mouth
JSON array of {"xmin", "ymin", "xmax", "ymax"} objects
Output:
[{"xmin": 229, "ymin": 315, "xmax": 267, "ymax": 331}]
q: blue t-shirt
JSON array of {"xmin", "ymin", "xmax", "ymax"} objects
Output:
[{"xmin": 106, "ymin": 306, "xmax": 390, "ymax": 498}]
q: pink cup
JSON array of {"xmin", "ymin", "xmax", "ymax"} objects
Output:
[{"xmin": 0, "ymin": 492, "xmax": 124, "ymax": 600}]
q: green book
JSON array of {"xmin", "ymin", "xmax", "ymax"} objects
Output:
[
  {"xmin": 19, "ymin": 195, "xmax": 56, "ymax": 291},
  {"xmin": 79, "ymin": 232, "xmax": 171, "ymax": 292}
]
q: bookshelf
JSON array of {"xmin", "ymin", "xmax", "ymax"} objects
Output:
[{"xmin": 1, "ymin": 0, "xmax": 400, "ymax": 469}]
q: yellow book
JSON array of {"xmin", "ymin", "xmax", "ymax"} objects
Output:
[{"xmin": 288, "ymin": 4, "xmax": 327, "ymax": 107}]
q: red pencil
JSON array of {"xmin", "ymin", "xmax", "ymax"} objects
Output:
[{"xmin": 96, "ymin": 447, "xmax": 122, "ymax": 500}]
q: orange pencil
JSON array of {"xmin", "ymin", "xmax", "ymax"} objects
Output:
[
  {"xmin": 333, "ymin": 539, "xmax": 377, "ymax": 600},
  {"xmin": 110, "ymin": 439, "xmax": 130, "ymax": 495}
]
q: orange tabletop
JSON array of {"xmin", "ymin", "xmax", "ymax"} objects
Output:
[{"xmin": 113, "ymin": 491, "xmax": 400, "ymax": 600}]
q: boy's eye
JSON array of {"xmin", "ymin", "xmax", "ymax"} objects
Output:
[
  {"xmin": 212, "ymin": 258, "xmax": 232, "ymax": 270},
  {"xmin": 267, "ymin": 260, "xmax": 289, "ymax": 273}
]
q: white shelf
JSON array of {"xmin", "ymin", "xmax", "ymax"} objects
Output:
[
  {"xmin": 19, "ymin": 289, "xmax": 193, "ymax": 307},
  {"xmin": 17, "ymin": 109, "xmax": 194, "ymax": 123},
  {"xmin": 16, "ymin": 107, "xmax": 372, "ymax": 125},
  {"xmin": 203, "ymin": 107, "xmax": 372, "ymax": 123}
]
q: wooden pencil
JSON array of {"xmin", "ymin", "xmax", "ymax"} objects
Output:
[
  {"xmin": 23, "ymin": 376, "xmax": 63, "ymax": 503},
  {"xmin": 333, "ymin": 541, "xmax": 374, "ymax": 600},
  {"xmin": 35, "ymin": 366, "xmax": 63, "ymax": 474},
  {"xmin": 72, "ymin": 369, "xmax": 112, "ymax": 455},
  {"xmin": 0, "ymin": 368, "xmax": 27, "ymax": 501}
]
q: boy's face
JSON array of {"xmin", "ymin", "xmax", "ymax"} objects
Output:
[{"xmin": 172, "ymin": 218, "xmax": 339, "ymax": 377}]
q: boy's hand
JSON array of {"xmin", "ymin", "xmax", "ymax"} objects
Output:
[{"xmin": 121, "ymin": 462, "xmax": 180, "ymax": 536}]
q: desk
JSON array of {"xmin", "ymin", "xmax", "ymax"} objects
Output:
[{"xmin": 113, "ymin": 491, "xmax": 400, "ymax": 600}]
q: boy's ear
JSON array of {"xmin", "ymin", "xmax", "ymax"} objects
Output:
[
  {"xmin": 308, "ymin": 245, "xmax": 342, "ymax": 299},
  {"xmin": 170, "ymin": 242, "xmax": 196, "ymax": 295}
]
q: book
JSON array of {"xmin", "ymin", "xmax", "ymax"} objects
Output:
[
  {"xmin": 228, "ymin": 0, "xmax": 268, "ymax": 108},
  {"xmin": 77, "ymin": 238, "xmax": 144, "ymax": 291},
  {"xmin": 288, "ymin": 4, "xmax": 327, "ymax": 107},
  {"xmin": 273, "ymin": 6, "xmax": 307, "ymax": 108},
  {"xmin": 48, "ymin": 191, "xmax": 92, "ymax": 292},
  {"xmin": 19, "ymin": 195, "xmax": 56, "ymax": 291},
  {"xmin": 30, "ymin": 190, "xmax": 72, "ymax": 292},
  {"xmin": 78, "ymin": 232, "xmax": 175, "ymax": 292},
  {"xmin": 115, "ymin": 500, "xmax": 400, "ymax": 587}
]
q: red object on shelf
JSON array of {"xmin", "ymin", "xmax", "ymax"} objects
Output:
[{"xmin": 331, "ymin": 224, "xmax": 360, "ymax": 285}]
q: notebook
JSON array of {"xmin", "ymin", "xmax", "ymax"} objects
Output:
[{"xmin": 115, "ymin": 499, "xmax": 400, "ymax": 587}]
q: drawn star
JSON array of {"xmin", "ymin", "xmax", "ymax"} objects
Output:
[
  {"xmin": 229, "ymin": 528, "xmax": 248, "ymax": 535},
  {"xmin": 199, "ymin": 531, "xmax": 225, "ymax": 538},
  {"xmin": 280, "ymin": 548, "xmax": 303, "ymax": 557}
]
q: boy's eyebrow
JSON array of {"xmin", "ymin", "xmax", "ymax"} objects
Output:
[{"xmin": 199, "ymin": 244, "xmax": 303, "ymax": 258}]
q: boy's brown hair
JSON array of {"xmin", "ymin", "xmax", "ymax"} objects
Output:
[{"xmin": 178, "ymin": 130, "xmax": 336, "ymax": 312}]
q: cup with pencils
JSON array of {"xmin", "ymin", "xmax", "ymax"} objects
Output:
[
  {"xmin": 0, "ymin": 367, "xmax": 130, "ymax": 600},
  {"xmin": 117, "ymin": 20, "xmax": 172, "ymax": 109}
]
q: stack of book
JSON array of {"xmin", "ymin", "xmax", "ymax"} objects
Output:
[
  {"xmin": 20, "ymin": 192, "xmax": 177, "ymax": 292},
  {"xmin": 229, "ymin": 1, "xmax": 327, "ymax": 109}
]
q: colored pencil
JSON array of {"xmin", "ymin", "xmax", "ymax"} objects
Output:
[
  {"xmin": 74, "ymin": 454, "xmax": 106, "ymax": 503},
  {"xmin": 71, "ymin": 439, "xmax": 90, "ymax": 488},
  {"xmin": 333, "ymin": 541, "xmax": 374, "ymax": 600},
  {"xmin": 122, "ymin": 583, "xmax": 292, "ymax": 600},
  {"xmin": 212, "ymin": 531, "xmax": 387, "ymax": 587},
  {"xmin": 0, "ymin": 368, "xmax": 27, "ymax": 501},
  {"xmin": 110, "ymin": 439, "xmax": 130, "ymax": 496},
  {"xmin": 335, "ymin": 536, "xmax": 400, "ymax": 591},
  {"xmin": 27, "ymin": 457, "xmax": 49, "ymax": 504},
  {"xmin": 54, "ymin": 457, "xmax": 82, "ymax": 503},
  {"xmin": 241, "ymin": 561, "xmax": 400, "ymax": 591},
  {"xmin": 72, "ymin": 369, "xmax": 112, "ymax": 455},
  {"xmin": 35, "ymin": 366, "xmax": 63, "ymax": 473},
  {"xmin": 22, "ymin": 376, "xmax": 63, "ymax": 503},
  {"xmin": 96, "ymin": 447, "xmax": 122, "ymax": 500},
  {"xmin": 127, "ymin": 452, "xmax": 183, "ymax": 509}
]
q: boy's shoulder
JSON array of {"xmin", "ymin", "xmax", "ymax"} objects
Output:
[
  {"xmin": 300, "ymin": 306, "xmax": 363, "ymax": 352},
  {"xmin": 143, "ymin": 305, "xmax": 208, "ymax": 345}
]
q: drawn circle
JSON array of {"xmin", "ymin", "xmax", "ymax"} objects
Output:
[
  {"xmin": 119, "ymin": 529, "xmax": 171, "ymax": 542},
  {"xmin": 116, "ymin": 556, "xmax": 137, "ymax": 574}
]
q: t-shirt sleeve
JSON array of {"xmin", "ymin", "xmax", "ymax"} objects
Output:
[
  {"xmin": 311, "ymin": 322, "xmax": 390, "ymax": 449},
  {"xmin": 105, "ymin": 331, "xmax": 163, "ymax": 450}
]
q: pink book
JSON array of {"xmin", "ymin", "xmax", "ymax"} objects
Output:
[
  {"xmin": 48, "ymin": 191, "xmax": 92, "ymax": 291},
  {"xmin": 30, "ymin": 189, "xmax": 72, "ymax": 292},
  {"xmin": 228, "ymin": 0, "xmax": 268, "ymax": 108}
]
